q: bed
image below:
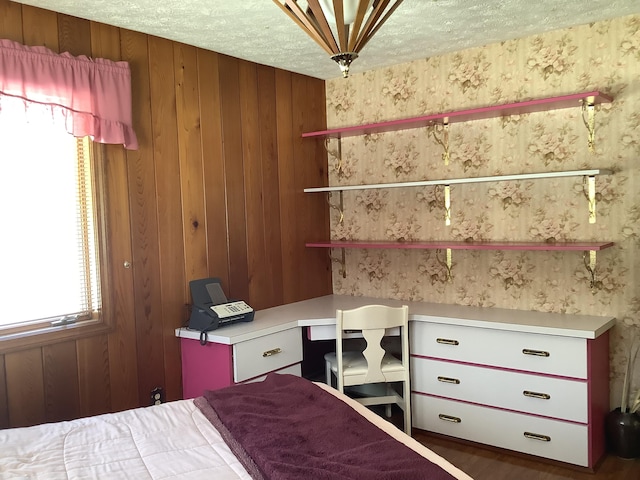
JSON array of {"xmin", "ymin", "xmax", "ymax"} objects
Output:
[{"xmin": 0, "ymin": 374, "xmax": 472, "ymax": 479}]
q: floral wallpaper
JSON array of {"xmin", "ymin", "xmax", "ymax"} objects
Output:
[{"xmin": 324, "ymin": 15, "xmax": 640, "ymax": 407}]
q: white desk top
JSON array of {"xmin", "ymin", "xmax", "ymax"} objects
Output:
[{"xmin": 175, "ymin": 294, "xmax": 616, "ymax": 345}]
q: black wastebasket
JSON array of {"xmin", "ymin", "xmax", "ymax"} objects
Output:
[{"xmin": 605, "ymin": 408, "xmax": 640, "ymax": 459}]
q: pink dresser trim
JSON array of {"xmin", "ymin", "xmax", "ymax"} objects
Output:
[
  {"xmin": 181, "ymin": 338, "xmax": 233, "ymax": 399},
  {"xmin": 587, "ymin": 332, "xmax": 609, "ymax": 468}
]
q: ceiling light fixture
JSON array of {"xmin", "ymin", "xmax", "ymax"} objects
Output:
[{"xmin": 272, "ymin": 0, "xmax": 404, "ymax": 78}]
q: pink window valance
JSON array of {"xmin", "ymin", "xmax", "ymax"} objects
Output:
[{"xmin": 0, "ymin": 39, "xmax": 138, "ymax": 150}]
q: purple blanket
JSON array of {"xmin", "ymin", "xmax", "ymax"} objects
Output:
[{"xmin": 195, "ymin": 373, "xmax": 457, "ymax": 480}]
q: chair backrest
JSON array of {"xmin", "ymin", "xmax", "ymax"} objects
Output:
[{"xmin": 336, "ymin": 304, "xmax": 409, "ymax": 385}]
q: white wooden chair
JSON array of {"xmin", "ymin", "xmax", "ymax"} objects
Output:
[{"xmin": 324, "ymin": 304, "xmax": 411, "ymax": 435}]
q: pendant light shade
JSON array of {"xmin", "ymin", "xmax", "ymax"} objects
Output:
[{"xmin": 272, "ymin": 0, "xmax": 404, "ymax": 78}]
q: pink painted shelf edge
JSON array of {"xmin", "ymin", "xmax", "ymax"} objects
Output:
[
  {"xmin": 306, "ymin": 241, "xmax": 615, "ymax": 251},
  {"xmin": 303, "ymin": 90, "xmax": 613, "ymax": 138}
]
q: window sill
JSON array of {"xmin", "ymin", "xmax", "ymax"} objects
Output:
[{"xmin": 0, "ymin": 319, "xmax": 113, "ymax": 354}]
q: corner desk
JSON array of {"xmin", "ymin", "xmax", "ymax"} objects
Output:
[{"xmin": 175, "ymin": 294, "xmax": 615, "ymax": 468}]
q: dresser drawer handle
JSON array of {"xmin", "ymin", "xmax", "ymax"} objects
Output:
[
  {"xmin": 438, "ymin": 376, "xmax": 461, "ymax": 384},
  {"xmin": 523, "ymin": 390, "xmax": 551, "ymax": 400},
  {"xmin": 436, "ymin": 338, "xmax": 459, "ymax": 346},
  {"xmin": 524, "ymin": 432, "xmax": 551, "ymax": 442},
  {"xmin": 522, "ymin": 348, "xmax": 550, "ymax": 357},
  {"xmin": 262, "ymin": 347, "xmax": 282, "ymax": 357},
  {"xmin": 438, "ymin": 414, "xmax": 462, "ymax": 423}
]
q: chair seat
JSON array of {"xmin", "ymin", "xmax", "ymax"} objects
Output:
[{"xmin": 324, "ymin": 351, "xmax": 404, "ymax": 376}]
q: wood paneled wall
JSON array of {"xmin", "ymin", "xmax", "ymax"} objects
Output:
[{"xmin": 0, "ymin": 0, "xmax": 331, "ymax": 428}]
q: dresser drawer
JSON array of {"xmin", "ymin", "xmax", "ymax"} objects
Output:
[
  {"xmin": 233, "ymin": 327, "xmax": 303, "ymax": 383},
  {"xmin": 411, "ymin": 357, "xmax": 588, "ymax": 423},
  {"xmin": 410, "ymin": 322, "xmax": 587, "ymax": 378},
  {"xmin": 412, "ymin": 394, "xmax": 589, "ymax": 466}
]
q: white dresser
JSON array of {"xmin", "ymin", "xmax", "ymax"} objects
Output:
[{"xmin": 410, "ymin": 315, "xmax": 613, "ymax": 469}]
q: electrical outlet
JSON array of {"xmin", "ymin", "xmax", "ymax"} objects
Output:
[{"xmin": 150, "ymin": 387, "xmax": 164, "ymax": 406}]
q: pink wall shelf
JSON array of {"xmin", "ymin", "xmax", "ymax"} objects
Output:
[
  {"xmin": 306, "ymin": 240, "xmax": 614, "ymax": 252},
  {"xmin": 302, "ymin": 91, "xmax": 612, "ymax": 139}
]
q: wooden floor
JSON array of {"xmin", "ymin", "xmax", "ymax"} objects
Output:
[
  {"xmin": 337, "ymin": 386, "xmax": 640, "ymax": 479},
  {"xmin": 412, "ymin": 430, "xmax": 640, "ymax": 480},
  {"xmin": 369, "ymin": 404, "xmax": 640, "ymax": 479}
]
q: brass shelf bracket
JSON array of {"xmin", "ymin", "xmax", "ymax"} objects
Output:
[
  {"xmin": 325, "ymin": 137, "xmax": 344, "ymax": 177},
  {"xmin": 583, "ymin": 250, "xmax": 598, "ymax": 291},
  {"xmin": 435, "ymin": 248, "xmax": 453, "ymax": 282},
  {"xmin": 444, "ymin": 184, "xmax": 451, "ymax": 226},
  {"xmin": 327, "ymin": 190, "xmax": 344, "ymax": 224},
  {"xmin": 581, "ymin": 97, "xmax": 596, "ymax": 154},
  {"xmin": 582, "ymin": 175, "xmax": 597, "ymax": 224},
  {"xmin": 328, "ymin": 188, "xmax": 345, "ymax": 277},
  {"xmin": 434, "ymin": 184, "xmax": 452, "ymax": 226},
  {"xmin": 330, "ymin": 247, "xmax": 346, "ymax": 278},
  {"xmin": 429, "ymin": 118, "xmax": 450, "ymax": 165}
]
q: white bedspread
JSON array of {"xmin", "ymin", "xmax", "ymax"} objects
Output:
[
  {"xmin": 0, "ymin": 383, "xmax": 472, "ymax": 480},
  {"xmin": 0, "ymin": 399, "xmax": 252, "ymax": 479}
]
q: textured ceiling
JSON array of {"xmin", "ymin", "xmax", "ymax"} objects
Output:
[{"xmin": 11, "ymin": 0, "xmax": 640, "ymax": 80}]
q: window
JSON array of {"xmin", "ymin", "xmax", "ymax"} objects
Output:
[{"xmin": 0, "ymin": 112, "xmax": 106, "ymax": 344}]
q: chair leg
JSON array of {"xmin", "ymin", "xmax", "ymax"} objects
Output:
[
  {"xmin": 404, "ymin": 383, "xmax": 412, "ymax": 436},
  {"xmin": 325, "ymin": 360, "xmax": 332, "ymax": 387},
  {"xmin": 384, "ymin": 384, "xmax": 393, "ymax": 417}
]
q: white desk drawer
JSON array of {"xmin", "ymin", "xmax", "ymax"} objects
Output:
[
  {"xmin": 233, "ymin": 327, "xmax": 303, "ymax": 383},
  {"xmin": 412, "ymin": 394, "xmax": 589, "ymax": 467},
  {"xmin": 411, "ymin": 357, "xmax": 588, "ymax": 423},
  {"xmin": 410, "ymin": 322, "xmax": 587, "ymax": 378},
  {"xmin": 307, "ymin": 325, "xmax": 399, "ymax": 341},
  {"xmin": 240, "ymin": 363, "xmax": 302, "ymax": 384}
]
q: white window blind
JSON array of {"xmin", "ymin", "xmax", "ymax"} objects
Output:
[{"xmin": 0, "ymin": 114, "xmax": 101, "ymax": 328}]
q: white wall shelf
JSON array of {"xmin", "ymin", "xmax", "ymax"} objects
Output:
[{"xmin": 304, "ymin": 169, "xmax": 612, "ymax": 193}]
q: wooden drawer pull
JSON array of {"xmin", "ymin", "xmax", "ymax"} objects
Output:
[
  {"xmin": 523, "ymin": 390, "xmax": 551, "ymax": 400},
  {"xmin": 522, "ymin": 348, "xmax": 550, "ymax": 357},
  {"xmin": 262, "ymin": 347, "xmax": 282, "ymax": 357},
  {"xmin": 437, "ymin": 376, "xmax": 461, "ymax": 384},
  {"xmin": 436, "ymin": 338, "xmax": 459, "ymax": 346},
  {"xmin": 524, "ymin": 432, "xmax": 551, "ymax": 442},
  {"xmin": 438, "ymin": 414, "xmax": 462, "ymax": 423}
]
